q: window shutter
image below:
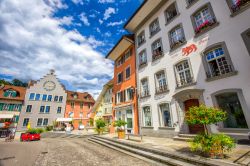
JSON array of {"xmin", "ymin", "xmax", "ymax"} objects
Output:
[
  {"xmin": 124, "ymin": 90, "xmax": 126, "ymax": 102},
  {"xmin": 121, "ymin": 72, "xmax": 123, "ymax": 82},
  {"xmin": 121, "ymin": 91, "xmax": 123, "ymax": 102},
  {"xmin": 115, "ymin": 94, "xmax": 117, "ymax": 104}
]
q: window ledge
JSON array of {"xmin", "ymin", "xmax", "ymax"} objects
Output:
[
  {"xmin": 141, "ymin": 126, "xmax": 154, "ymax": 129},
  {"xmin": 158, "ymin": 127, "xmax": 175, "ymax": 130},
  {"xmin": 155, "ymin": 89, "xmax": 169, "ymax": 95},
  {"xmin": 170, "ymin": 41, "xmax": 187, "ymax": 52},
  {"xmin": 149, "ymin": 29, "xmax": 161, "ymax": 39},
  {"xmin": 194, "ymin": 22, "xmax": 219, "ymax": 38},
  {"xmin": 140, "ymin": 94, "xmax": 151, "ymax": 99},
  {"xmin": 206, "ymin": 71, "xmax": 238, "ymax": 82},
  {"xmin": 152, "ymin": 53, "xmax": 164, "ymax": 62},
  {"xmin": 165, "ymin": 13, "xmax": 180, "ymax": 26},
  {"xmin": 137, "ymin": 41, "xmax": 146, "ymax": 48},
  {"xmin": 186, "ymin": 0, "xmax": 199, "ymax": 9},
  {"xmin": 139, "ymin": 63, "xmax": 148, "ymax": 69},
  {"xmin": 230, "ymin": 2, "xmax": 250, "ymax": 17},
  {"xmin": 176, "ymin": 81, "xmax": 197, "ymax": 90}
]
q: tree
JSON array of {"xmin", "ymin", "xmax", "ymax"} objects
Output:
[
  {"xmin": 95, "ymin": 118, "xmax": 106, "ymax": 135},
  {"xmin": 12, "ymin": 79, "xmax": 28, "ymax": 87}
]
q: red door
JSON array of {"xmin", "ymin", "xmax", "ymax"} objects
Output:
[{"xmin": 184, "ymin": 99, "xmax": 204, "ymax": 134}]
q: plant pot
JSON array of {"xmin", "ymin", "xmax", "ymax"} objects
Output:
[{"xmin": 117, "ymin": 130, "xmax": 125, "ymax": 139}]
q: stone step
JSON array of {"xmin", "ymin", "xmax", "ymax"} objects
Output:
[
  {"xmin": 89, "ymin": 137, "xmax": 195, "ymax": 166},
  {"xmin": 173, "ymin": 136, "xmax": 192, "ymax": 142},
  {"xmin": 90, "ymin": 136, "xmax": 235, "ymax": 166},
  {"xmin": 178, "ymin": 134, "xmax": 196, "ymax": 138}
]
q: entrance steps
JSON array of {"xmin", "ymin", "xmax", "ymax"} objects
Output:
[
  {"xmin": 40, "ymin": 132, "xmax": 93, "ymax": 139},
  {"xmin": 173, "ymin": 134, "xmax": 196, "ymax": 141},
  {"xmin": 88, "ymin": 136, "xmax": 236, "ymax": 166}
]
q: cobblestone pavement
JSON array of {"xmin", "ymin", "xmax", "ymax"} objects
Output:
[{"xmin": 0, "ymin": 138, "xmax": 153, "ymax": 166}]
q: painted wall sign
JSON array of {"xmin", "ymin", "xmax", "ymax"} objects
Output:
[{"xmin": 182, "ymin": 44, "xmax": 197, "ymax": 56}]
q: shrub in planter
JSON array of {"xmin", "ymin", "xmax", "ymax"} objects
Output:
[
  {"xmin": 95, "ymin": 118, "xmax": 106, "ymax": 135},
  {"xmin": 45, "ymin": 125, "xmax": 53, "ymax": 131},
  {"xmin": 113, "ymin": 120, "xmax": 127, "ymax": 139}
]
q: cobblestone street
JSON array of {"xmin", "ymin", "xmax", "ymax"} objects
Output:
[{"xmin": 0, "ymin": 138, "xmax": 153, "ymax": 166}]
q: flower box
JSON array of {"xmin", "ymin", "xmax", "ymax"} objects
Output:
[{"xmin": 195, "ymin": 19, "xmax": 216, "ymax": 34}]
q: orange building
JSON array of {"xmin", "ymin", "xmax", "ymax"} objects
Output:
[
  {"xmin": 65, "ymin": 91, "xmax": 95, "ymax": 129},
  {"xmin": 106, "ymin": 35, "xmax": 139, "ymax": 134}
]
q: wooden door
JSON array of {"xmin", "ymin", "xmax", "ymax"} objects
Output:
[{"xmin": 184, "ymin": 99, "xmax": 204, "ymax": 134}]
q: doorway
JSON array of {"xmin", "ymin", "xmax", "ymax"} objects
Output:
[{"xmin": 184, "ymin": 99, "xmax": 204, "ymax": 134}]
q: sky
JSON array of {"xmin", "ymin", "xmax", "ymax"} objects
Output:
[{"xmin": 0, "ymin": 0, "xmax": 142, "ymax": 98}]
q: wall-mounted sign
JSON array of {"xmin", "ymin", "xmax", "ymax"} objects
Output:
[{"xmin": 182, "ymin": 44, "xmax": 197, "ymax": 56}]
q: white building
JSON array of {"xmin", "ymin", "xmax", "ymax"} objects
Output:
[
  {"xmin": 124, "ymin": 0, "xmax": 250, "ymax": 139},
  {"xmin": 17, "ymin": 70, "xmax": 67, "ymax": 131}
]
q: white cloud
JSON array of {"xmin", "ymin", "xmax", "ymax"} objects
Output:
[
  {"xmin": 103, "ymin": 7, "xmax": 116, "ymax": 20},
  {"xmin": 99, "ymin": 19, "xmax": 103, "ymax": 24},
  {"xmin": 0, "ymin": 0, "xmax": 113, "ymax": 96},
  {"xmin": 58, "ymin": 16, "xmax": 73, "ymax": 26},
  {"xmin": 71, "ymin": 0, "xmax": 90, "ymax": 5},
  {"xmin": 45, "ymin": 0, "xmax": 68, "ymax": 9},
  {"xmin": 104, "ymin": 32, "xmax": 111, "ymax": 37},
  {"xmin": 107, "ymin": 20, "xmax": 124, "ymax": 27},
  {"xmin": 98, "ymin": 0, "xmax": 115, "ymax": 3},
  {"xmin": 96, "ymin": 27, "xmax": 101, "ymax": 33},
  {"xmin": 89, "ymin": 14, "xmax": 96, "ymax": 18},
  {"xmin": 79, "ymin": 12, "xmax": 90, "ymax": 26}
]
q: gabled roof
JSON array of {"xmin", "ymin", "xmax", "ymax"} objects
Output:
[
  {"xmin": 106, "ymin": 34, "xmax": 134, "ymax": 61},
  {"xmin": 66, "ymin": 90, "xmax": 95, "ymax": 103},
  {"xmin": 0, "ymin": 85, "xmax": 26, "ymax": 101}
]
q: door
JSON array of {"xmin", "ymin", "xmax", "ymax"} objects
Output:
[{"xmin": 184, "ymin": 99, "xmax": 204, "ymax": 134}]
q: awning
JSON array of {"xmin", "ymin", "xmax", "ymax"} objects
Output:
[
  {"xmin": 0, "ymin": 114, "xmax": 14, "ymax": 119},
  {"xmin": 56, "ymin": 118, "xmax": 72, "ymax": 122}
]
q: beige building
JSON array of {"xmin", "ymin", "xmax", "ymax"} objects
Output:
[
  {"xmin": 125, "ymin": 0, "xmax": 250, "ymax": 139},
  {"xmin": 17, "ymin": 70, "xmax": 67, "ymax": 131}
]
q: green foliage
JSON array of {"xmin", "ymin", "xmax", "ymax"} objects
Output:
[
  {"xmin": 185, "ymin": 105, "xmax": 227, "ymax": 125},
  {"xmin": 12, "ymin": 79, "xmax": 28, "ymax": 87},
  {"xmin": 113, "ymin": 120, "xmax": 127, "ymax": 127},
  {"xmin": 190, "ymin": 133, "xmax": 235, "ymax": 157},
  {"xmin": 95, "ymin": 118, "xmax": 106, "ymax": 134},
  {"xmin": 27, "ymin": 128, "xmax": 45, "ymax": 134},
  {"xmin": 45, "ymin": 125, "xmax": 53, "ymax": 131},
  {"xmin": 89, "ymin": 118, "xmax": 94, "ymax": 126}
]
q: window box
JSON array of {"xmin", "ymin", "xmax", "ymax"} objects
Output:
[
  {"xmin": 195, "ymin": 19, "xmax": 217, "ymax": 34},
  {"xmin": 152, "ymin": 50, "xmax": 163, "ymax": 61},
  {"xmin": 230, "ymin": 0, "xmax": 250, "ymax": 15},
  {"xmin": 170, "ymin": 38, "xmax": 186, "ymax": 50},
  {"xmin": 176, "ymin": 77, "xmax": 196, "ymax": 88}
]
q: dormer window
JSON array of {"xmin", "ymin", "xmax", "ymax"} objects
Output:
[{"xmin": 3, "ymin": 90, "xmax": 17, "ymax": 97}]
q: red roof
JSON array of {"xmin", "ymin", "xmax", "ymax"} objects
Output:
[
  {"xmin": 66, "ymin": 90, "xmax": 95, "ymax": 103},
  {"xmin": 0, "ymin": 85, "xmax": 26, "ymax": 101}
]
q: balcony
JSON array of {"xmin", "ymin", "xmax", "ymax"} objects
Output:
[
  {"xmin": 155, "ymin": 85, "xmax": 168, "ymax": 94},
  {"xmin": 152, "ymin": 50, "xmax": 163, "ymax": 61},
  {"xmin": 230, "ymin": 0, "xmax": 250, "ymax": 13},
  {"xmin": 140, "ymin": 90, "xmax": 150, "ymax": 98},
  {"xmin": 176, "ymin": 77, "xmax": 196, "ymax": 89}
]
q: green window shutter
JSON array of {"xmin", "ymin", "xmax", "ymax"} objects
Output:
[
  {"xmin": 3, "ymin": 92, "xmax": 9, "ymax": 97},
  {"xmin": 15, "ymin": 116, "xmax": 19, "ymax": 123},
  {"xmin": 0, "ymin": 103, "xmax": 3, "ymax": 111},
  {"xmin": 12, "ymin": 91, "xmax": 17, "ymax": 97},
  {"xmin": 8, "ymin": 104, "xmax": 14, "ymax": 111},
  {"xmin": 19, "ymin": 105, "xmax": 22, "ymax": 112}
]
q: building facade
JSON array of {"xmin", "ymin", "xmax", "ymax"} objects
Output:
[
  {"xmin": 65, "ymin": 91, "xmax": 95, "ymax": 129},
  {"xmin": 92, "ymin": 79, "xmax": 113, "ymax": 128},
  {"xmin": 106, "ymin": 35, "xmax": 139, "ymax": 134},
  {"xmin": 124, "ymin": 0, "xmax": 250, "ymax": 139},
  {"xmin": 0, "ymin": 85, "xmax": 26, "ymax": 128},
  {"xmin": 17, "ymin": 70, "xmax": 67, "ymax": 131}
]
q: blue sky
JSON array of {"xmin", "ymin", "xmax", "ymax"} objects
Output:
[{"xmin": 0, "ymin": 0, "xmax": 142, "ymax": 98}]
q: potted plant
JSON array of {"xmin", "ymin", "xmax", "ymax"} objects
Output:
[
  {"xmin": 114, "ymin": 120, "xmax": 127, "ymax": 139},
  {"xmin": 95, "ymin": 118, "xmax": 106, "ymax": 135}
]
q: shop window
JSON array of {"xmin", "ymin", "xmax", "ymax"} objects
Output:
[
  {"xmin": 142, "ymin": 106, "xmax": 152, "ymax": 127},
  {"xmin": 159, "ymin": 103, "xmax": 172, "ymax": 127}
]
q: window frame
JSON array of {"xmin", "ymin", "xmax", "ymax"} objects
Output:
[
  {"xmin": 29, "ymin": 93, "xmax": 35, "ymax": 100},
  {"xmin": 47, "ymin": 95, "xmax": 52, "ymax": 101},
  {"xmin": 140, "ymin": 77, "xmax": 150, "ymax": 98},
  {"xmin": 138, "ymin": 49, "xmax": 147, "ymax": 68},
  {"xmin": 158, "ymin": 102, "xmax": 173, "ymax": 127},
  {"xmin": 137, "ymin": 30, "xmax": 146, "ymax": 47},
  {"xmin": 117, "ymin": 72, "xmax": 123, "ymax": 84},
  {"xmin": 37, "ymin": 118, "xmax": 43, "ymax": 126},
  {"xmin": 165, "ymin": 2, "xmax": 179, "ymax": 25},
  {"xmin": 57, "ymin": 107, "xmax": 62, "ymax": 114},
  {"xmin": 154, "ymin": 70, "xmax": 168, "ymax": 94},
  {"xmin": 43, "ymin": 118, "xmax": 48, "ymax": 126},
  {"xmin": 23, "ymin": 118, "xmax": 29, "ymax": 127},
  {"xmin": 125, "ymin": 66, "xmax": 131, "ymax": 80},
  {"xmin": 149, "ymin": 18, "xmax": 160, "ymax": 37},
  {"xmin": 151, "ymin": 38, "xmax": 164, "ymax": 61},
  {"xmin": 241, "ymin": 28, "xmax": 250, "ymax": 56},
  {"xmin": 26, "ymin": 105, "xmax": 32, "ymax": 113},
  {"xmin": 226, "ymin": 0, "xmax": 250, "ymax": 16},
  {"xmin": 45, "ymin": 106, "xmax": 50, "ymax": 113},
  {"xmin": 168, "ymin": 24, "xmax": 186, "ymax": 50},
  {"xmin": 186, "ymin": 0, "xmax": 199, "ymax": 8},
  {"xmin": 142, "ymin": 106, "xmax": 152, "ymax": 127}
]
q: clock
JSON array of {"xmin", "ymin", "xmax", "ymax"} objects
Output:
[{"xmin": 43, "ymin": 81, "xmax": 56, "ymax": 91}]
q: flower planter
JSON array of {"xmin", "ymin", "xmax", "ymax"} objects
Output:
[{"xmin": 117, "ymin": 130, "xmax": 125, "ymax": 139}]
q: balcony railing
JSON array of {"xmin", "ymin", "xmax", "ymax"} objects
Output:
[
  {"xmin": 152, "ymin": 50, "xmax": 163, "ymax": 61},
  {"xmin": 140, "ymin": 89, "xmax": 150, "ymax": 98},
  {"xmin": 206, "ymin": 65, "xmax": 234, "ymax": 78},
  {"xmin": 195, "ymin": 18, "xmax": 217, "ymax": 34},
  {"xmin": 176, "ymin": 77, "xmax": 195, "ymax": 88},
  {"xmin": 231, "ymin": 0, "xmax": 250, "ymax": 13},
  {"xmin": 170, "ymin": 38, "xmax": 186, "ymax": 49},
  {"xmin": 155, "ymin": 85, "xmax": 168, "ymax": 94}
]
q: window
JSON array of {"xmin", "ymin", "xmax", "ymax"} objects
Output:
[
  {"xmin": 137, "ymin": 31, "xmax": 145, "ymax": 46},
  {"xmin": 59, "ymin": 96, "xmax": 63, "ymax": 102},
  {"xmin": 43, "ymin": 118, "xmax": 48, "ymax": 126},
  {"xmin": 42, "ymin": 94, "xmax": 47, "ymax": 101},
  {"xmin": 35, "ymin": 94, "xmax": 40, "ymax": 101},
  {"xmin": 124, "ymin": 49, "xmax": 131, "ymax": 61},
  {"xmin": 227, "ymin": 0, "xmax": 250, "ymax": 14},
  {"xmin": 71, "ymin": 102, "xmax": 74, "ymax": 108},
  {"xmin": 149, "ymin": 18, "xmax": 160, "ymax": 36},
  {"xmin": 204, "ymin": 45, "xmax": 234, "ymax": 79},
  {"xmin": 125, "ymin": 66, "xmax": 131, "ymax": 79},
  {"xmin": 116, "ymin": 56, "xmax": 125, "ymax": 67},
  {"xmin": 216, "ymin": 92, "xmax": 247, "ymax": 128},
  {"xmin": 126, "ymin": 88, "xmax": 133, "ymax": 101},
  {"xmin": 175, "ymin": 60, "xmax": 194, "ymax": 88},
  {"xmin": 169, "ymin": 25, "xmax": 186, "ymax": 49},
  {"xmin": 48, "ymin": 95, "xmax": 52, "ymax": 101},
  {"xmin": 159, "ymin": 103, "xmax": 172, "ymax": 127},
  {"xmin": 73, "ymin": 94, "xmax": 78, "ymax": 99},
  {"xmin": 141, "ymin": 78, "xmax": 150, "ymax": 97},
  {"xmin": 45, "ymin": 106, "xmax": 50, "ymax": 113},
  {"xmin": 192, "ymin": 3, "xmax": 217, "ymax": 35},
  {"xmin": 29, "ymin": 93, "xmax": 35, "ymax": 100},
  {"xmin": 139, "ymin": 50, "xmax": 147, "ymax": 67},
  {"xmin": 186, "ymin": 0, "xmax": 198, "ymax": 7},
  {"xmin": 116, "ymin": 91, "xmax": 122, "ymax": 104},
  {"xmin": 242, "ymin": 28, "xmax": 250, "ymax": 56},
  {"xmin": 57, "ymin": 107, "xmax": 62, "ymax": 114},
  {"xmin": 165, "ymin": 2, "xmax": 178, "ymax": 23},
  {"xmin": 69, "ymin": 112, "xmax": 74, "ymax": 118},
  {"xmin": 88, "ymin": 104, "xmax": 91, "ymax": 109},
  {"xmin": 80, "ymin": 112, "xmax": 83, "ymax": 118},
  {"xmin": 26, "ymin": 105, "xmax": 32, "ymax": 113},
  {"xmin": 143, "ymin": 106, "xmax": 152, "ymax": 126},
  {"xmin": 54, "ymin": 96, "xmax": 58, "ymax": 102},
  {"xmin": 40, "ymin": 106, "xmax": 45, "ymax": 113},
  {"xmin": 155, "ymin": 71, "xmax": 168, "ymax": 94},
  {"xmin": 126, "ymin": 109, "xmax": 133, "ymax": 129},
  {"xmin": 151, "ymin": 39, "xmax": 163, "ymax": 61},
  {"xmin": 37, "ymin": 118, "xmax": 43, "ymax": 126},
  {"xmin": 23, "ymin": 118, "xmax": 29, "ymax": 126},
  {"xmin": 3, "ymin": 90, "xmax": 17, "ymax": 97},
  {"xmin": 117, "ymin": 72, "xmax": 123, "ymax": 84},
  {"xmin": 80, "ymin": 102, "xmax": 83, "ymax": 109}
]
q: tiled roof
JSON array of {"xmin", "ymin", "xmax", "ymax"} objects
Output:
[
  {"xmin": 66, "ymin": 90, "xmax": 95, "ymax": 103},
  {"xmin": 0, "ymin": 85, "xmax": 26, "ymax": 101}
]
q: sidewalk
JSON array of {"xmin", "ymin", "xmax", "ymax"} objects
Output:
[{"xmin": 101, "ymin": 133, "xmax": 250, "ymax": 164}]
